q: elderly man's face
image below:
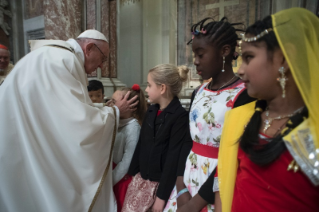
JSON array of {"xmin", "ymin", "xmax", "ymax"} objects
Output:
[
  {"xmin": 0, "ymin": 49, "xmax": 10, "ymax": 70},
  {"xmin": 84, "ymin": 41, "xmax": 109, "ymax": 74}
]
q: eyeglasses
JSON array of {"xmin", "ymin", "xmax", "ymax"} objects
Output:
[{"xmin": 94, "ymin": 44, "xmax": 108, "ymax": 64}]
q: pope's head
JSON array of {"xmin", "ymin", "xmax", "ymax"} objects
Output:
[
  {"xmin": 76, "ymin": 30, "xmax": 109, "ymax": 74},
  {"xmin": 0, "ymin": 44, "xmax": 10, "ymax": 70}
]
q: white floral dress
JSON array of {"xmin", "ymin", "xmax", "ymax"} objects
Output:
[{"xmin": 164, "ymin": 81, "xmax": 245, "ymax": 212}]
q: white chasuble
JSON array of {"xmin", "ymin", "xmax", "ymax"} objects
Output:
[{"xmin": 0, "ymin": 39, "xmax": 118, "ymax": 212}]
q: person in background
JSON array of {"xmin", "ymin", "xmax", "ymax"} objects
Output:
[
  {"xmin": 0, "ymin": 44, "xmax": 14, "ymax": 85},
  {"xmin": 88, "ymin": 79, "xmax": 105, "ymax": 103}
]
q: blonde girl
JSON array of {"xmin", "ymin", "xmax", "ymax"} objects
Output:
[{"xmin": 122, "ymin": 64, "xmax": 193, "ymax": 212}]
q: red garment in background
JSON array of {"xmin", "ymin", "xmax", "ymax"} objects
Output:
[
  {"xmin": 113, "ymin": 162, "xmax": 132, "ymax": 212},
  {"xmin": 232, "ymin": 136, "xmax": 319, "ymax": 212}
]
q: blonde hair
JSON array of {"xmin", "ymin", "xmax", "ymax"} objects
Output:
[{"xmin": 149, "ymin": 64, "xmax": 189, "ymax": 97}]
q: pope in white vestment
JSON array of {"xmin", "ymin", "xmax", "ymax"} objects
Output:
[{"xmin": 0, "ymin": 30, "xmax": 134, "ymax": 212}]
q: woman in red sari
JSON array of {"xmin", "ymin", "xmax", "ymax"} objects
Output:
[{"xmin": 215, "ymin": 8, "xmax": 319, "ymax": 212}]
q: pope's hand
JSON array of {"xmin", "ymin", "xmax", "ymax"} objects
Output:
[{"xmin": 115, "ymin": 91, "xmax": 138, "ymax": 116}]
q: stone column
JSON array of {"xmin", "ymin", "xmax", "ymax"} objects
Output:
[
  {"xmin": 87, "ymin": 0, "xmax": 125, "ymax": 98},
  {"xmin": 43, "ymin": 0, "xmax": 83, "ymax": 40},
  {"xmin": 10, "ymin": 0, "xmax": 25, "ymax": 63}
]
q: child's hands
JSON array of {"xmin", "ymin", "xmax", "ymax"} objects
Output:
[{"xmin": 151, "ymin": 197, "xmax": 165, "ymax": 212}]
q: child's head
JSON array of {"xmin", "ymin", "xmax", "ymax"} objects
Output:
[
  {"xmin": 189, "ymin": 17, "xmax": 243, "ymax": 80},
  {"xmin": 88, "ymin": 80, "xmax": 105, "ymax": 103},
  {"xmin": 146, "ymin": 64, "xmax": 189, "ymax": 103},
  {"xmin": 111, "ymin": 84, "xmax": 147, "ymax": 125}
]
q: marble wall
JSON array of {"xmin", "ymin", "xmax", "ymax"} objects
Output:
[
  {"xmin": 86, "ymin": 0, "xmax": 98, "ymax": 78},
  {"xmin": 86, "ymin": 0, "xmax": 96, "ymax": 30},
  {"xmin": 86, "ymin": 0, "xmax": 117, "ymax": 78},
  {"xmin": 0, "ymin": 0, "xmax": 11, "ymax": 49},
  {"xmin": 43, "ymin": 0, "xmax": 82, "ymax": 40},
  {"xmin": 24, "ymin": 0, "xmax": 44, "ymax": 19},
  {"xmin": 108, "ymin": 1, "xmax": 117, "ymax": 78}
]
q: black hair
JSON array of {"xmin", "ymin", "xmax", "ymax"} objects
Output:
[
  {"xmin": 87, "ymin": 80, "xmax": 104, "ymax": 94},
  {"xmin": 239, "ymin": 16, "xmax": 307, "ymax": 166},
  {"xmin": 188, "ymin": 17, "xmax": 244, "ymax": 60},
  {"xmin": 245, "ymin": 16, "xmax": 279, "ymax": 59},
  {"xmin": 240, "ymin": 100, "xmax": 308, "ymax": 166}
]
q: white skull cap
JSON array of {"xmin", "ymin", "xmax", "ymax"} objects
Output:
[{"xmin": 77, "ymin": 29, "xmax": 108, "ymax": 43}]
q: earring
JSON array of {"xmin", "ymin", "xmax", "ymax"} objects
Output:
[
  {"xmin": 222, "ymin": 56, "xmax": 225, "ymax": 72},
  {"xmin": 277, "ymin": 66, "xmax": 288, "ymax": 98}
]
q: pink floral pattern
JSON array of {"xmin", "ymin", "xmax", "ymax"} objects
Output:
[{"xmin": 197, "ymin": 122, "xmax": 203, "ymax": 131}]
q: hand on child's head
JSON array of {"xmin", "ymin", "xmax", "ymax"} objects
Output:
[
  {"xmin": 115, "ymin": 91, "xmax": 139, "ymax": 117},
  {"xmin": 109, "ymin": 90, "xmax": 124, "ymax": 107}
]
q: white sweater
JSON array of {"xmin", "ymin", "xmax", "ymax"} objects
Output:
[{"xmin": 112, "ymin": 118, "xmax": 140, "ymax": 185}]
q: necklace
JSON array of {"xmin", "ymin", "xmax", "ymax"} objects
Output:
[
  {"xmin": 263, "ymin": 106, "xmax": 303, "ymax": 133},
  {"xmin": 208, "ymin": 75, "xmax": 237, "ymax": 94}
]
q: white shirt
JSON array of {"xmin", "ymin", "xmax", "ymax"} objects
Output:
[{"xmin": 113, "ymin": 118, "xmax": 140, "ymax": 185}]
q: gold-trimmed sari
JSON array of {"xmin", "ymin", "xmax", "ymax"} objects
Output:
[{"xmin": 218, "ymin": 8, "xmax": 319, "ymax": 212}]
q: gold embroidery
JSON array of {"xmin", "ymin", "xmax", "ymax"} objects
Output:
[{"xmin": 287, "ymin": 160, "xmax": 299, "ymax": 173}]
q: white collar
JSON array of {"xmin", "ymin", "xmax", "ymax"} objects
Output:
[
  {"xmin": 66, "ymin": 39, "xmax": 85, "ymax": 65},
  {"xmin": 119, "ymin": 118, "xmax": 137, "ymax": 128}
]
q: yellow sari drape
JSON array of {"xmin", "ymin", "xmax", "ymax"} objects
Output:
[
  {"xmin": 273, "ymin": 8, "xmax": 319, "ymax": 186},
  {"xmin": 218, "ymin": 8, "xmax": 319, "ymax": 212},
  {"xmin": 218, "ymin": 101, "xmax": 256, "ymax": 212}
]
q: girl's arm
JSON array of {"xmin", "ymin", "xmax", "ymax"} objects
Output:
[
  {"xmin": 175, "ymin": 140, "xmax": 193, "ymax": 208},
  {"xmin": 176, "ymin": 176, "xmax": 192, "ymax": 208},
  {"xmin": 214, "ymin": 191, "xmax": 222, "ymax": 212},
  {"xmin": 113, "ymin": 123, "xmax": 140, "ymax": 185},
  {"xmin": 127, "ymin": 127, "xmax": 142, "ymax": 177},
  {"xmin": 152, "ymin": 197, "xmax": 166, "ymax": 212},
  {"xmin": 177, "ymin": 170, "xmax": 217, "ymax": 211},
  {"xmin": 155, "ymin": 112, "xmax": 192, "ymax": 205},
  {"xmin": 177, "ymin": 194, "xmax": 207, "ymax": 212}
]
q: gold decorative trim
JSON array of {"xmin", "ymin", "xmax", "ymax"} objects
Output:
[
  {"xmin": 88, "ymin": 107, "xmax": 118, "ymax": 212},
  {"xmin": 240, "ymin": 28, "xmax": 273, "ymax": 42},
  {"xmin": 284, "ymin": 128, "xmax": 319, "ymax": 186},
  {"xmin": 45, "ymin": 44, "xmax": 75, "ymax": 53}
]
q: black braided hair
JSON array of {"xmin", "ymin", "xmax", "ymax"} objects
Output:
[
  {"xmin": 239, "ymin": 15, "xmax": 307, "ymax": 166},
  {"xmin": 187, "ymin": 17, "xmax": 244, "ymax": 60}
]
